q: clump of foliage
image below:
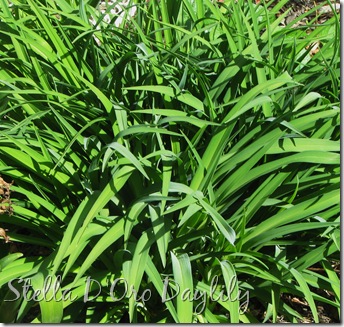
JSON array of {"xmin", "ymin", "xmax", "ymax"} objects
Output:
[{"xmin": 0, "ymin": 0, "xmax": 340, "ymax": 323}]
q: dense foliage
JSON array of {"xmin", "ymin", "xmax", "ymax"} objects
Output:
[{"xmin": 0, "ymin": 0, "xmax": 340, "ymax": 323}]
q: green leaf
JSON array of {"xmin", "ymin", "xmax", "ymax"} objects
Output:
[
  {"xmin": 243, "ymin": 189, "xmax": 339, "ymax": 249},
  {"xmin": 149, "ymin": 206, "xmax": 169, "ymax": 267},
  {"xmin": 104, "ymin": 142, "xmax": 149, "ymax": 179},
  {"xmin": 195, "ymin": 195, "xmax": 236, "ymax": 246},
  {"xmin": 72, "ymin": 219, "xmax": 124, "ymax": 285},
  {"xmin": 30, "ymin": 269, "xmax": 63, "ymax": 323},
  {"xmin": 293, "ymin": 92, "xmax": 322, "ymax": 112},
  {"xmin": 289, "ymin": 268, "xmax": 318, "ymax": 323},
  {"xmin": 124, "ymin": 85, "xmax": 204, "ymax": 112},
  {"xmin": 126, "ymin": 232, "xmax": 151, "ymax": 322},
  {"xmin": 144, "ymin": 256, "xmax": 179, "ymax": 322},
  {"xmin": 53, "ymin": 166, "xmax": 134, "ymax": 277},
  {"xmin": 171, "ymin": 252, "xmax": 194, "ymax": 323},
  {"xmin": 219, "ymin": 260, "xmax": 240, "ymax": 323},
  {"xmin": 0, "ymin": 253, "xmax": 23, "ymax": 272},
  {"xmin": 266, "ymin": 138, "xmax": 339, "ymax": 154}
]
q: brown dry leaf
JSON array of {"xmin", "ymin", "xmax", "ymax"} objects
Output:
[
  {"xmin": 0, "ymin": 176, "xmax": 12, "ymax": 189},
  {"xmin": 0, "ymin": 228, "xmax": 10, "ymax": 243},
  {"xmin": 0, "ymin": 176, "xmax": 12, "ymax": 199},
  {"xmin": 0, "ymin": 176, "xmax": 13, "ymax": 215}
]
